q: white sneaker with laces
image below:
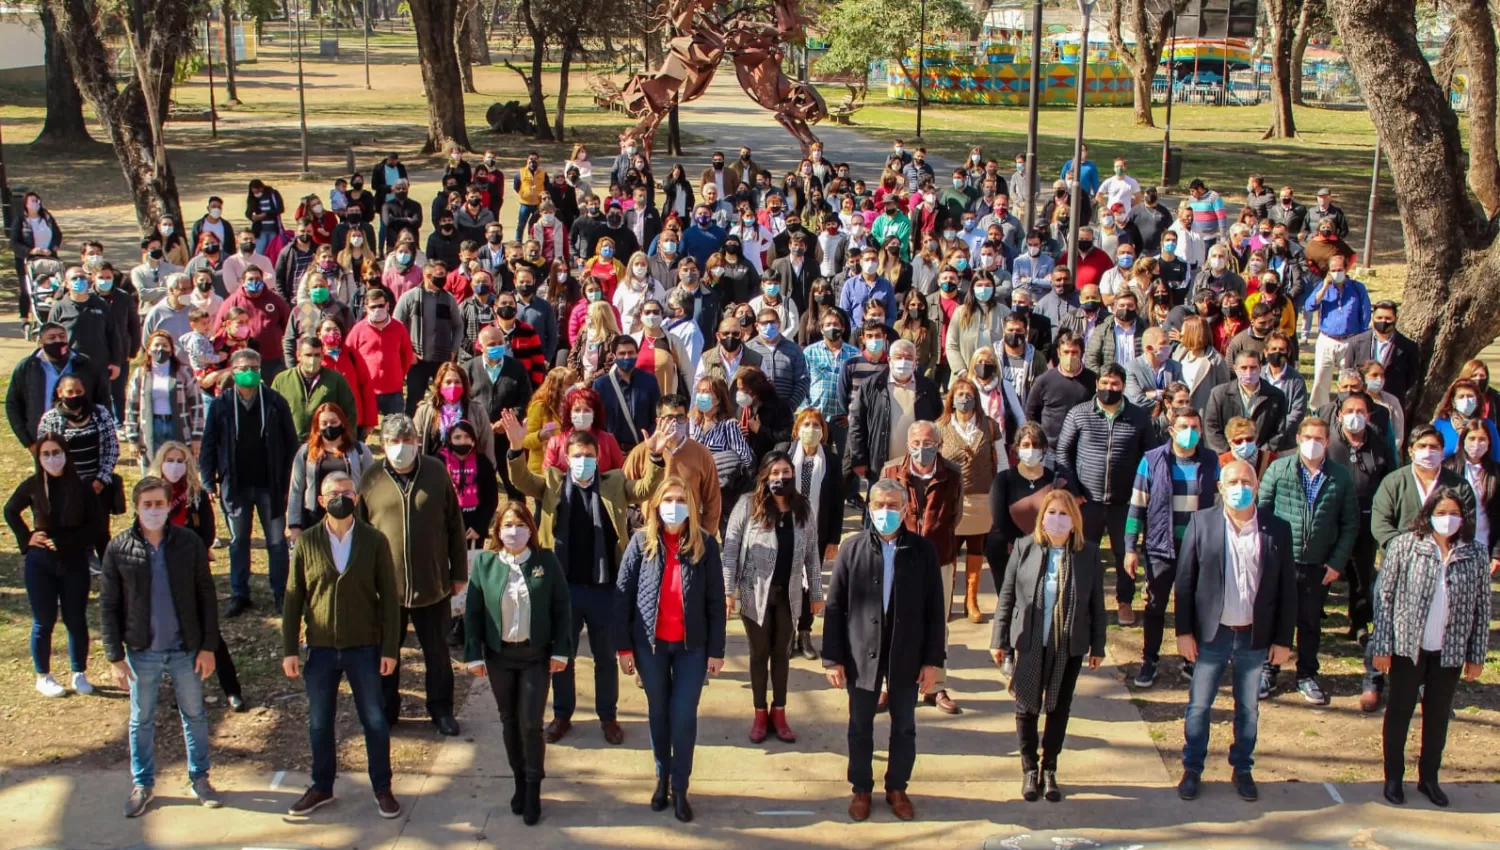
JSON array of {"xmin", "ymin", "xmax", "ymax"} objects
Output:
[
  {"xmin": 36, "ymin": 675, "xmax": 66, "ymax": 698},
  {"xmin": 71, "ymin": 672, "xmax": 95, "ymax": 695}
]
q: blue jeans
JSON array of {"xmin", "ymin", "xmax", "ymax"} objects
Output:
[
  {"xmin": 254, "ymin": 230, "xmax": 275, "ymax": 255},
  {"xmin": 848, "ymin": 675, "xmax": 919, "ymax": 793},
  {"xmin": 127, "ymin": 648, "xmax": 211, "ymax": 788},
  {"xmin": 551, "ymin": 584, "xmax": 619, "ymax": 722},
  {"xmin": 221, "ymin": 485, "xmax": 288, "ymax": 601},
  {"xmin": 515, "ymin": 204, "xmax": 537, "ymax": 241},
  {"xmin": 633, "ymin": 639, "xmax": 708, "ymax": 793},
  {"xmin": 24, "ymin": 548, "xmax": 90, "ymax": 674},
  {"xmin": 305, "ymin": 645, "xmax": 391, "ymax": 794},
  {"xmin": 1182, "ymin": 627, "xmax": 1267, "ymax": 774},
  {"xmin": 141, "ymin": 415, "xmax": 176, "ymax": 472}
]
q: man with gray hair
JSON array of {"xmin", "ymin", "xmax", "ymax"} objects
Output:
[
  {"xmin": 200, "ymin": 347, "xmax": 299, "ymax": 618},
  {"xmin": 143, "ymin": 272, "xmax": 197, "ymax": 365},
  {"xmin": 879, "ymin": 420, "xmax": 964, "ymax": 713},
  {"xmin": 823, "ymin": 476, "xmax": 946, "ymax": 822},
  {"xmin": 847, "ymin": 338, "xmax": 941, "ymax": 485},
  {"xmin": 358, "ymin": 414, "xmax": 468, "ymax": 735}
]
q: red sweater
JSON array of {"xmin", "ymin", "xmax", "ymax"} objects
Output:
[
  {"xmin": 323, "ymin": 348, "xmax": 377, "ymax": 427},
  {"xmin": 1072, "ymin": 248, "xmax": 1114, "ymax": 290},
  {"xmin": 655, "ymin": 532, "xmax": 685, "ymax": 642},
  {"xmin": 495, "ymin": 318, "xmax": 547, "ymax": 388},
  {"xmin": 344, "ymin": 317, "xmax": 414, "ymax": 396},
  {"xmin": 212, "ymin": 287, "xmax": 290, "ymax": 362}
]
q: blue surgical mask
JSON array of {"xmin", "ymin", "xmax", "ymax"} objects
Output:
[
  {"xmin": 1456, "ymin": 396, "xmax": 1478, "ymax": 416},
  {"xmin": 759, "ymin": 322, "xmax": 780, "ymax": 341},
  {"xmin": 68, "ymin": 276, "xmax": 89, "ymax": 293},
  {"xmin": 244, "ymin": 278, "xmax": 265, "ymax": 294},
  {"xmin": 871, "ymin": 508, "xmax": 903, "ymax": 536},
  {"xmin": 397, "ymin": 252, "xmax": 413, "ymax": 266},
  {"xmin": 658, "ymin": 501, "xmax": 690, "ymax": 525},
  {"xmin": 614, "ymin": 356, "xmax": 636, "ymax": 372},
  {"xmin": 96, "ymin": 277, "xmax": 115, "ymax": 293},
  {"xmin": 662, "ymin": 240, "xmax": 679, "ymax": 254},
  {"xmin": 864, "ymin": 337, "xmax": 885, "ymax": 356},
  {"xmin": 485, "ymin": 345, "xmax": 507, "ymax": 361},
  {"xmin": 954, "ymin": 258, "xmax": 969, "ymax": 272},
  {"xmin": 1232, "ymin": 441, "xmax": 1259, "ymax": 461},
  {"xmin": 694, "ymin": 392, "xmax": 713, "ymax": 412},
  {"xmin": 1223, "ymin": 484, "xmax": 1255, "ymax": 511},
  {"xmin": 1118, "ymin": 255, "xmax": 1135, "ymax": 269},
  {"xmin": 764, "ymin": 284, "xmax": 781, "ymax": 298},
  {"xmin": 963, "ymin": 220, "xmax": 976, "ymax": 232},
  {"xmin": 973, "ymin": 286, "xmax": 993, "ymax": 303},
  {"xmin": 1174, "ymin": 427, "xmax": 1201, "ymax": 451},
  {"xmin": 600, "ymin": 246, "xmax": 614, "ymax": 259},
  {"xmin": 569, "ymin": 455, "xmax": 597, "ymax": 483}
]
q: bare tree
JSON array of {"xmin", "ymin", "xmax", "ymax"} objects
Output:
[
  {"xmin": 1289, "ymin": 0, "xmax": 1325, "ymax": 105},
  {"xmin": 221, "ymin": 0, "xmax": 241, "ymax": 104},
  {"xmin": 1262, "ymin": 0, "xmax": 1299, "ymax": 137}
]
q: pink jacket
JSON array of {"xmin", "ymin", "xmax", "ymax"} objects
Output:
[{"xmin": 566, "ymin": 299, "xmax": 621, "ymax": 347}]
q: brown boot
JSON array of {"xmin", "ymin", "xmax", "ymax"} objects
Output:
[{"xmin": 964, "ymin": 560, "xmax": 984, "ymax": 623}]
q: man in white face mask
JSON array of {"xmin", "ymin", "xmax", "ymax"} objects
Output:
[
  {"xmin": 848, "ymin": 339, "xmax": 941, "ymax": 489},
  {"xmin": 355, "ymin": 414, "xmax": 469, "ymax": 737},
  {"xmin": 102, "ymin": 476, "xmax": 222, "ymax": 817}
]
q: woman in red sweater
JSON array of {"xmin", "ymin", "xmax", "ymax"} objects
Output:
[
  {"xmin": 542, "ymin": 386, "xmax": 624, "ymax": 473},
  {"xmin": 613, "ymin": 479, "xmax": 726, "ymax": 823},
  {"xmin": 316, "ymin": 316, "xmax": 376, "ymax": 439}
]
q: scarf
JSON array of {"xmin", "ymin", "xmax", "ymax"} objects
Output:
[
  {"xmin": 441, "ymin": 447, "xmax": 479, "ymax": 510},
  {"xmin": 563, "ymin": 474, "xmax": 610, "ymax": 585}
]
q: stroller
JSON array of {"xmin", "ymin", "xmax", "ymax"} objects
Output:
[{"xmin": 23, "ymin": 255, "xmax": 65, "ymax": 341}]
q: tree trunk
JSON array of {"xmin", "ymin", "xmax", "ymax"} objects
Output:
[
  {"xmin": 221, "ymin": 0, "xmax": 241, "ymax": 104},
  {"xmin": 1290, "ymin": 0, "xmax": 1319, "ymax": 105},
  {"xmin": 456, "ymin": 0, "xmax": 476, "ymax": 93},
  {"xmin": 1106, "ymin": 0, "xmax": 1180, "ymax": 129},
  {"xmin": 668, "ymin": 102, "xmax": 682, "ymax": 156},
  {"xmin": 467, "ymin": 0, "xmax": 490, "ymax": 65},
  {"xmin": 55, "ymin": 0, "xmax": 183, "ymax": 228},
  {"xmin": 895, "ymin": 57, "xmax": 925, "ymax": 105},
  {"xmin": 518, "ymin": 0, "xmax": 553, "ymax": 140},
  {"xmin": 555, "ymin": 33, "xmax": 576, "ymax": 140},
  {"xmin": 408, "ymin": 0, "xmax": 472, "ymax": 152},
  {"xmin": 1452, "ymin": 0, "xmax": 1500, "ymax": 217},
  {"xmin": 1263, "ymin": 0, "xmax": 1298, "ymax": 138},
  {"xmin": 1329, "ymin": 0, "xmax": 1500, "ymax": 419},
  {"xmin": 35, "ymin": 0, "xmax": 93, "ymax": 149}
]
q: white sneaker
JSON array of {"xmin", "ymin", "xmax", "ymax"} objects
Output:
[
  {"xmin": 36, "ymin": 675, "xmax": 66, "ymax": 698},
  {"xmin": 71, "ymin": 672, "xmax": 95, "ymax": 695}
]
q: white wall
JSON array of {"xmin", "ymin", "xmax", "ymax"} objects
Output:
[{"xmin": 0, "ymin": 19, "xmax": 44, "ymax": 71}]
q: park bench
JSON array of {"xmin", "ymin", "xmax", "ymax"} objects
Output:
[{"xmin": 830, "ymin": 87, "xmax": 866, "ymax": 125}]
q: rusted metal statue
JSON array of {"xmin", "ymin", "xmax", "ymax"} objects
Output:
[{"xmin": 619, "ymin": 0, "xmax": 828, "ymax": 157}]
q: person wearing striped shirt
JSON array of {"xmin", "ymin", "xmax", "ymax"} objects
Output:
[
  {"xmin": 1186, "ymin": 180, "xmax": 1228, "ymax": 247},
  {"xmin": 1123, "ymin": 406, "xmax": 1220, "ymax": 688},
  {"xmin": 491, "ymin": 289, "xmax": 547, "ymax": 388}
]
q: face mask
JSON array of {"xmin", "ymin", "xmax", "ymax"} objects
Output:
[
  {"xmin": 864, "ymin": 337, "xmax": 885, "ymax": 356},
  {"xmin": 565, "ymin": 407, "xmax": 595, "ymax": 432},
  {"xmin": 1174, "ymin": 427, "xmax": 1201, "ymax": 451},
  {"xmin": 40, "ymin": 452, "xmax": 67, "ymax": 476},
  {"xmin": 1081, "ymin": 300, "xmax": 1101, "ymax": 314},
  {"xmin": 68, "ymin": 276, "xmax": 90, "ymax": 294},
  {"xmin": 1413, "ymin": 448, "xmax": 1442, "ymax": 470},
  {"xmin": 799, "ymin": 425, "xmax": 822, "ymax": 447},
  {"xmin": 952, "ymin": 394, "xmax": 976, "ymax": 413},
  {"xmin": 1096, "ymin": 388, "xmax": 1122, "ymax": 406},
  {"xmin": 440, "ymin": 384, "xmax": 464, "ymax": 404},
  {"xmin": 658, "ymin": 501, "xmax": 690, "ymax": 525},
  {"xmin": 1455, "ymin": 396, "xmax": 1478, "ymax": 416},
  {"xmin": 600, "ymin": 246, "xmax": 615, "ymax": 259},
  {"xmin": 1431, "ymin": 514, "xmax": 1462, "ymax": 537},
  {"xmin": 243, "ymin": 278, "xmax": 265, "ymax": 295},
  {"xmin": 1116, "ymin": 309, "xmax": 1137, "ymax": 324},
  {"xmin": 631, "ymin": 264, "xmax": 648, "ymax": 279},
  {"xmin": 386, "ymin": 442, "xmax": 417, "ymax": 469},
  {"xmin": 368, "ymin": 307, "xmax": 389, "ymax": 324},
  {"xmin": 980, "ymin": 255, "xmax": 997, "ymax": 270},
  {"xmin": 759, "ymin": 323, "xmax": 780, "ymax": 341},
  {"xmin": 734, "ymin": 390, "xmax": 755, "ymax": 409},
  {"xmin": 1117, "ymin": 255, "xmax": 1135, "ymax": 269},
  {"xmin": 84, "ymin": 254, "xmax": 104, "ymax": 270},
  {"xmin": 1041, "ymin": 513, "xmax": 1073, "ymax": 537},
  {"xmin": 1366, "ymin": 377, "xmax": 1384, "ymax": 394},
  {"xmin": 909, "ymin": 444, "xmax": 937, "ymax": 467},
  {"xmin": 149, "ymin": 348, "xmax": 172, "ymax": 365},
  {"xmin": 1025, "ymin": 245, "xmax": 1042, "ymax": 259},
  {"xmin": 496, "ymin": 304, "xmax": 518, "ymax": 320},
  {"xmin": 310, "ymin": 286, "xmax": 332, "ymax": 305},
  {"xmin": 972, "ymin": 284, "xmax": 996, "ymax": 304},
  {"xmin": 396, "ymin": 252, "xmax": 414, "ymax": 266},
  {"xmin": 585, "ymin": 288, "xmax": 604, "ymax": 303},
  {"xmin": 1102, "ymin": 216, "xmax": 1116, "ymax": 228},
  {"xmin": 1077, "ymin": 240, "xmax": 1094, "ymax": 253},
  {"xmin": 1342, "ymin": 412, "xmax": 1367, "ymax": 432},
  {"xmin": 233, "ymin": 369, "xmax": 261, "ymax": 388},
  {"xmin": 1238, "ymin": 368, "xmax": 1260, "ymax": 388},
  {"xmin": 889, "ymin": 359, "xmax": 915, "ymax": 380},
  {"xmin": 349, "ymin": 235, "xmax": 365, "ymax": 248},
  {"xmin": 861, "ymin": 260, "xmax": 878, "ymax": 275},
  {"xmin": 720, "ymin": 335, "xmax": 742, "ymax": 352},
  {"xmin": 766, "ymin": 477, "xmax": 794, "ymax": 498},
  {"xmin": 1000, "ymin": 331, "xmax": 1025, "ymax": 350},
  {"xmin": 1209, "ymin": 256, "xmax": 1226, "ymax": 272},
  {"xmin": 138, "ymin": 507, "xmax": 171, "ymax": 532},
  {"xmin": 614, "ymin": 356, "xmax": 636, "ymax": 373},
  {"xmin": 36, "ymin": 340, "xmax": 64, "ymax": 363},
  {"xmin": 1223, "ymin": 484, "xmax": 1255, "ymax": 511},
  {"xmin": 871, "ymin": 508, "xmax": 903, "ymax": 536},
  {"xmin": 1299, "ymin": 438, "xmax": 1326, "ymax": 461},
  {"xmin": 1232, "ymin": 441, "xmax": 1258, "ymax": 461}
]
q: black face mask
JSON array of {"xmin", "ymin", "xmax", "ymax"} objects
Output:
[
  {"xmin": 767, "ymin": 477, "xmax": 791, "ymax": 496},
  {"xmin": 518, "ymin": 284, "xmax": 537, "ymax": 298},
  {"xmin": 1077, "ymin": 240, "xmax": 1094, "ymax": 252},
  {"xmin": 1096, "ymin": 388, "xmax": 1123, "ymax": 406},
  {"xmin": 1267, "ymin": 351, "xmax": 1288, "ymax": 368},
  {"xmin": 814, "ymin": 291, "xmax": 834, "ymax": 306},
  {"xmin": 60, "ymin": 395, "xmax": 85, "ymax": 413},
  {"xmin": 42, "ymin": 341, "xmax": 68, "ymax": 361},
  {"xmin": 1116, "ymin": 309, "xmax": 1137, "ymax": 324},
  {"xmin": 974, "ymin": 362, "xmax": 996, "ymax": 381},
  {"xmin": 150, "ymin": 349, "xmax": 172, "ymax": 364},
  {"xmin": 822, "ymin": 326, "xmax": 842, "ymax": 342},
  {"xmin": 320, "ymin": 424, "xmax": 346, "ymax": 442},
  {"xmin": 606, "ymin": 213, "xmax": 624, "ymax": 228},
  {"xmin": 196, "ymin": 278, "xmax": 213, "ymax": 292},
  {"xmin": 448, "ymin": 442, "xmax": 473, "ymax": 456},
  {"xmin": 497, "ymin": 305, "xmax": 517, "ymax": 320},
  {"xmin": 719, "ymin": 335, "xmax": 742, "ymax": 352},
  {"xmin": 1004, "ymin": 332, "xmax": 1025, "ymax": 348},
  {"xmin": 324, "ymin": 493, "xmax": 356, "ymax": 520},
  {"xmin": 1373, "ymin": 320, "xmax": 1394, "ymax": 335},
  {"xmin": 487, "ymin": 234, "xmax": 503, "ymax": 245}
]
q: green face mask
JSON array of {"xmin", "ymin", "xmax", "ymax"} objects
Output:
[
  {"xmin": 310, "ymin": 287, "xmax": 331, "ymax": 304},
  {"xmin": 233, "ymin": 369, "xmax": 261, "ymax": 389}
]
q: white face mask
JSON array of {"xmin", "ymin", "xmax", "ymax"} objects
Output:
[
  {"xmin": 161, "ymin": 460, "xmax": 188, "ymax": 483},
  {"xmin": 889, "ymin": 359, "xmax": 915, "ymax": 380},
  {"xmin": 138, "ymin": 507, "xmax": 171, "ymax": 531},
  {"xmin": 861, "ymin": 260, "xmax": 878, "ymax": 275},
  {"xmin": 39, "ymin": 453, "xmax": 67, "ymax": 476},
  {"xmin": 1017, "ymin": 447, "xmax": 1045, "ymax": 467},
  {"xmin": 735, "ymin": 391, "xmax": 754, "ymax": 409},
  {"xmin": 1299, "ymin": 438, "xmax": 1326, "ymax": 461},
  {"xmin": 1413, "ymin": 447, "xmax": 1442, "ymax": 470},
  {"xmin": 1431, "ymin": 514, "xmax": 1462, "ymax": 537},
  {"xmin": 386, "ymin": 442, "xmax": 417, "ymax": 469},
  {"xmin": 571, "ymin": 410, "xmax": 594, "ymax": 430}
]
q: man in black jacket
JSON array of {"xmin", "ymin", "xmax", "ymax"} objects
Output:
[
  {"xmin": 767, "ymin": 231, "xmax": 819, "ymax": 313},
  {"xmin": 823, "ymin": 478, "xmax": 945, "ymax": 823},
  {"xmin": 1056, "ymin": 362, "xmax": 1156, "ymax": 622},
  {"xmin": 102, "ymin": 477, "xmax": 222, "ymax": 817},
  {"xmin": 464, "ymin": 325, "xmax": 534, "ymax": 496},
  {"xmin": 1203, "ymin": 350, "xmax": 1290, "ymax": 454},
  {"xmin": 380, "ymin": 180, "xmax": 423, "ymax": 253},
  {"xmin": 6, "ymin": 323, "xmax": 111, "ymax": 446},
  {"xmin": 846, "ymin": 340, "xmax": 941, "ymax": 485},
  {"xmin": 1340, "ymin": 300, "xmax": 1419, "ymax": 411},
  {"xmin": 1174, "ymin": 461, "xmax": 1296, "ymax": 803},
  {"xmin": 49, "ymin": 265, "xmax": 123, "ymax": 387},
  {"xmin": 274, "ymin": 219, "xmax": 318, "ymax": 302}
]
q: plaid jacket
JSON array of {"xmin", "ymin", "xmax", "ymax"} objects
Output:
[{"xmin": 122, "ymin": 363, "xmax": 206, "ymax": 453}]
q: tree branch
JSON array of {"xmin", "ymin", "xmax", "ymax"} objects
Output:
[{"xmin": 1453, "ymin": 0, "xmax": 1500, "ymax": 216}]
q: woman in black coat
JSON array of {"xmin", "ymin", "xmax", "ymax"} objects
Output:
[
  {"xmin": 4, "ymin": 433, "xmax": 104, "ymax": 697},
  {"xmin": 774, "ymin": 408, "xmax": 846, "ymax": 659},
  {"xmin": 990, "ymin": 488, "xmax": 1106, "ymax": 805},
  {"xmin": 1442, "ymin": 418, "xmax": 1500, "ymax": 571},
  {"xmin": 987, "ymin": 423, "xmax": 1071, "ymax": 605}
]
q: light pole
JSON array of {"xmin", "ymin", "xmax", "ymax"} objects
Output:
[
  {"xmin": 364, "ymin": 0, "xmax": 372, "ymax": 90},
  {"xmin": 1022, "ymin": 0, "xmax": 1043, "ymax": 234},
  {"xmin": 916, "ymin": 0, "xmax": 927, "ymax": 139},
  {"xmin": 1160, "ymin": 9, "xmax": 1178, "ymax": 186},
  {"xmin": 1361, "ymin": 144, "xmax": 1381, "ymax": 273},
  {"xmin": 205, "ymin": 13, "xmax": 218, "ymax": 139},
  {"xmin": 293, "ymin": 0, "xmax": 310, "ymax": 177},
  {"xmin": 1066, "ymin": 0, "xmax": 1096, "ymax": 280}
]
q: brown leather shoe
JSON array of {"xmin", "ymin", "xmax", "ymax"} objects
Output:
[
  {"xmin": 544, "ymin": 718, "xmax": 572, "ymax": 744},
  {"xmin": 1117, "ymin": 602, "xmax": 1137, "ymax": 625},
  {"xmin": 848, "ymin": 792, "xmax": 872, "ymax": 821},
  {"xmin": 374, "ymin": 789, "xmax": 402, "ymax": 819},
  {"xmin": 1359, "ymin": 689, "xmax": 1382, "ymax": 713},
  {"xmin": 885, "ymin": 790, "xmax": 915, "ymax": 820},
  {"xmin": 288, "ymin": 787, "xmax": 335, "ymax": 816},
  {"xmin": 601, "ymin": 719, "xmax": 625, "ymax": 745},
  {"xmin": 929, "ymin": 689, "xmax": 960, "ymax": 714}
]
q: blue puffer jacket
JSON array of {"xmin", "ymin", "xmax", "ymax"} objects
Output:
[{"xmin": 614, "ymin": 529, "xmax": 727, "ymax": 657}]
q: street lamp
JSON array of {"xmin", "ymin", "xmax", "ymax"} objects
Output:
[
  {"xmin": 1022, "ymin": 0, "xmax": 1043, "ymax": 234},
  {"xmin": 293, "ymin": 0, "xmax": 310, "ymax": 178},
  {"xmin": 1066, "ymin": 0, "xmax": 1096, "ymax": 280},
  {"xmin": 364, "ymin": 0, "xmax": 372, "ymax": 90},
  {"xmin": 916, "ymin": 0, "xmax": 927, "ymax": 138}
]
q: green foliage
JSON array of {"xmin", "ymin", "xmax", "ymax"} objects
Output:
[{"xmin": 817, "ymin": 0, "xmax": 981, "ymax": 79}]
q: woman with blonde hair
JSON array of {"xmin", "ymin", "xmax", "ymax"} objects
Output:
[
  {"xmin": 939, "ymin": 376, "xmax": 1005, "ymax": 623},
  {"xmin": 122, "ymin": 330, "xmax": 204, "ymax": 472},
  {"xmin": 990, "ymin": 488, "xmax": 1106, "ymax": 803},
  {"xmin": 614, "ymin": 478, "xmax": 726, "ymax": 822},
  {"xmin": 567, "ymin": 299, "xmax": 624, "ymax": 384},
  {"xmin": 522, "ymin": 366, "xmax": 581, "ymax": 476},
  {"xmin": 584, "ymin": 236, "xmax": 626, "ymax": 300}
]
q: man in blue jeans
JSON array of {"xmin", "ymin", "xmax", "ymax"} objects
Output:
[
  {"xmin": 101, "ymin": 477, "xmax": 222, "ymax": 818},
  {"xmin": 281, "ymin": 472, "xmax": 402, "ymax": 819},
  {"xmin": 1173, "ymin": 460, "xmax": 1297, "ymax": 803},
  {"xmin": 199, "ymin": 349, "xmax": 299, "ymax": 617}
]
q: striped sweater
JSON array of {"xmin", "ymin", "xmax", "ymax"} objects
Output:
[
  {"xmin": 1188, "ymin": 189, "xmax": 1227, "ymax": 239},
  {"xmin": 1125, "ymin": 443, "xmax": 1218, "ymax": 560}
]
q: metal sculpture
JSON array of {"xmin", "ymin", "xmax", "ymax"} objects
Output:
[{"xmin": 619, "ymin": 0, "xmax": 828, "ymax": 156}]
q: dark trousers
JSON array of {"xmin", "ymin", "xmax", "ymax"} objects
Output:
[
  {"xmin": 634, "ymin": 639, "xmax": 708, "ymax": 794},
  {"xmin": 214, "ymin": 640, "xmax": 242, "ymax": 699},
  {"xmin": 846, "ymin": 674, "xmax": 919, "ymax": 794},
  {"xmin": 1346, "ymin": 522, "xmax": 1377, "ymax": 632},
  {"xmin": 1383, "ymin": 651, "xmax": 1462, "ymax": 782},
  {"xmin": 15, "ymin": 256, "xmax": 30, "ymax": 319},
  {"xmin": 1293, "ymin": 562, "xmax": 1329, "ymax": 679},
  {"xmin": 551, "ymin": 584, "xmax": 619, "ymax": 722},
  {"xmin": 381, "ymin": 601, "xmax": 455, "ymax": 721},
  {"xmin": 375, "ymin": 391, "xmax": 405, "ymax": 417},
  {"xmin": 306, "ymin": 644, "xmax": 391, "ymax": 795},
  {"xmin": 110, "ymin": 370, "xmax": 127, "ymax": 421},
  {"xmin": 221, "ymin": 485, "xmax": 289, "ymax": 602},
  {"xmin": 985, "ymin": 533, "xmax": 1015, "ymax": 601},
  {"xmin": 1081, "ymin": 501, "xmax": 1134, "ymax": 603},
  {"xmin": 485, "ymin": 645, "xmax": 551, "ymax": 782},
  {"xmin": 23, "ymin": 549, "xmax": 90, "ymax": 675},
  {"xmin": 1015, "ymin": 652, "xmax": 1084, "ymax": 772},
  {"xmin": 742, "ymin": 585, "xmax": 793, "ymax": 709},
  {"xmin": 797, "ymin": 586, "xmax": 815, "ymax": 632},
  {"xmin": 405, "ymin": 360, "xmax": 443, "ymax": 414},
  {"xmin": 1141, "ymin": 556, "xmax": 1177, "ymax": 663}
]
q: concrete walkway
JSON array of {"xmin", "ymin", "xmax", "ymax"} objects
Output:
[{"xmin": 3, "ymin": 75, "xmax": 1500, "ymax": 850}]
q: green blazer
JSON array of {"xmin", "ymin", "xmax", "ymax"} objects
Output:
[
  {"xmin": 1256, "ymin": 454, "xmax": 1359, "ymax": 574},
  {"xmin": 463, "ymin": 549, "xmax": 573, "ymax": 662},
  {"xmin": 1370, "ymin": 464, "xmax": 1476, "ymax": 550},
  {"xmin": 270, "ymin": 365, "xmax": 358, "ymax": 443},
  {"xmin": 506, "ymin": 450, "xmax": 663, "ymax": 557}
]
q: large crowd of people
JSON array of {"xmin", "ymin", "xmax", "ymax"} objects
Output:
[{"xmin": 3, "ymin": 136, "xmax": 1494, "ymax": 826}]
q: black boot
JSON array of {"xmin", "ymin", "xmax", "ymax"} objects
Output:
[
  {"xmin": 650, "ymin": 777, "xmax": 671, "ymax": 812},
  {"xmin": 522, "ymin": 780, "xmax": 542, "ymax": 825},
  {"xmin": 798, "ymin": 630, "xmax": 820, "ymax": 660},
  {"xmin": 1022, "ymin": 770, "xmax": 1040, "ymax": 802},
  {"xmin": 1383, "ymin": 779, "xmax": 1405, "ymax": 805},
  {"xmin": 1042, "ymin": 770, "xmax": 1062, "ymax": 802},
  {"xmin": 510, "ymin": 776, "xmax": 525, "ymax": 815},
  {"xmin": 1417, "ymin": 777, "xmax": 1449, "ymax": 808},
  {"xmin": 673, "ymin": 789, "xmax": 694, "ymax": 823}
]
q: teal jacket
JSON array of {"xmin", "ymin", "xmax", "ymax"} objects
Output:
[
  {"xmin": 463, "ymin": 548, "xmax": 573, "ymax": 663},
  {"xmin": 1256, "ymin": 454, "xmax": 1360, "ymax": 574}
]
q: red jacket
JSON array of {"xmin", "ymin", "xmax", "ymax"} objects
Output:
[
  {"xmin": 344, "ymin": 317, "xmax": 414, "ymax": 396},
  {"xmin": 323, "ymin": 348, "xmax": 377, "ymax": 427},
  {"xmin": 1071, "ymin": 248, "xmax": 1114, "ymax": 290},
  {"xmin": 212, "ymin": 287, "xmax": 291, "ymax": 363}
]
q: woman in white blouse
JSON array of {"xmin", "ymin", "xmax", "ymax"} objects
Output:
[{"xmin": 122, "ymin": 331, "xmax": 204, "ymax": 473}]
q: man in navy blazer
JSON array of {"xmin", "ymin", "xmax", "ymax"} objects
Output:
[{"xmin": 1174, "ymin": 459, "xmax": 1296, "ymax": 804}]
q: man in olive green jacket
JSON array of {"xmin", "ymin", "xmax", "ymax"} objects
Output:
[
  {"xmin": 281, "ymin": 472, "xmax": 403, "ymax": 819},
  {"xmin": 1255, "ymin": 416, "xmax": 1358, "ymax": 705},
  {"xmin": 358, "ymin": 414, "xmax": 468, "ymax": 735},
  {"xmin": 270, "ymin": 336, "xmax": 359, "ymax": 442}
]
